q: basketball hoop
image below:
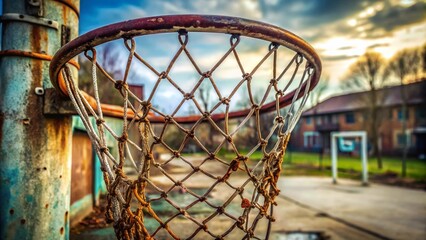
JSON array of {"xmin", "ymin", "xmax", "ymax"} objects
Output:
[{"xmin": 50, "ymin": 15, "xmax": 321, "ymax": 239}]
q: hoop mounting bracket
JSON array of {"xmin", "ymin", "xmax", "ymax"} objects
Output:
[
  {"xmin": 26, "ymin": 0, "xmax": 44, "ymax": 17},
  {"xmin": 43, "ymin": 88, "xmax": 77, "ymax": 116},
  {"xmin": 0, "ymin": 13, "xmax": 58, "ymax": 30}
]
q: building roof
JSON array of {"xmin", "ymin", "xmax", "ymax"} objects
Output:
[{"xmin": 303, "ymin": 80, "xmax": 426, "ymax": 116}]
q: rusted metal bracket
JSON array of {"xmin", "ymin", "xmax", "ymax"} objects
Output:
[
  {"xmin": 26, "ymin": 0, "xmax": 44, "ymax": 17},
  {"xmin": 0, "ymin": 13, "xmax": 58, "ymax": 30},
  {"xmin": 43, "ymin": 88, "xmax": 77, "ymax": 115},
  {"xmin": 61, "ymin": 25, "xmax": 71, "ymax": 46}
]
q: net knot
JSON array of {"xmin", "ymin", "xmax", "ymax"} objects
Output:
[
  {"xmin": 262, "ymin": 154, "xmax": 270, "ymax": 162},
  {"xmin": 242, "ymin": 73, "xmax": 252, "ymax": 81},
  {"xmin": 216, "ymin": 206, "xmax": 225, "ymax": 214},
  {"xmin": 193, "ymin": 166, "xmax": 200, "ymax": 172},
  {"xmin": 267, "ymin": 215, "xmax": 276, "ymax": 222},
  {"xmin": 199, "ymin": 196, "xmax": 207, "ymax": 202},
  {"xmin": 203, "ymin": 112, "xmax": 210, "ymax": 118},
  {"xmin": 118, "ymin": 134, "xmax": 128, "ymax": 142},
  {"xmin": 247, "ymin": 229, "xmax": 254, "ymax": 237},
  {"xmin": 114, "ymin": 80, "xmax": 128, "ymax": 90},
  {"xmin": 159, "ymin": 71, "xmax": 167, "ymax": 79},
  {"xmin": 164, "ymin": 115, "xmax": 171, "ymax": 122},
  {"xmin": 202, "ymin": 71, "xmax": 211, "ymax": 78},
  {"xmin": 145, "ymin": 153, "xmax": 154, "ymax": 161},
  {"xmin": 185, "ymin": 130, "xmax": 195, "ymax": 138},
  {"xmin": 175, "ymin": 181, "xmax": 182, "ymax": 186},
  {"xmin": 160, "ymin": 192, "xmax": 167, "ymax": 198},
  {"xmin": 100, "ymin": 146, "xmax": 108, "ymax": 153},
  {"xmin": 260, "ymin": 139, "xmax": 268, "ymax": 146},
  {"xmin": 184, "ymin": 93, "xmax": 193, "ymax": 100},
  {"xmin": 275, "ymin": 116, "xmax": 284, "ymax": 123},
  {"xmin": 141, "ymin": 101, "xmax": 152, "ymax": 109},
  {"xmin": 202, "ymin": 224, "xmax": 208, "ymax": 231},
  {"xmin": 237, "ymin": 155, "xmax": 248, "ymax": 162},
  {"xmin": 96, "ymin": 118, "xmax": 105, "ymax": 126},
  {"xmin": 173, "ymin": 151, "xmax": 180, "ymax": 158},
  {"xmin": 237, "ymin": 217, "xmax": 245, "ymax": 227},
  {"xmin": 115, "ymin": 168, "xmax": 125, "ymax": 177},
  {"xmin": 178, "ymin": 208, "xmax": 186, "ymax": 215},
  {"xmin": 230, "ymin": 159, "xmax": 240, "ymax": 171},
  {"xmin": 220, "ymin": 97, "xmax": 230, "ymax": 105},
  {"xmin": 209, "ymin": 153, "xmax": 215, "ymax": 159}
]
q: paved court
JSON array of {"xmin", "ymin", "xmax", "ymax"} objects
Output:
[
  {"xmin": 278, "ymin": 177, "xmax": 426, "ymax": 240},
  {"xmin": 71, "ymin": 174, "xmax": 426, "ymax": 240}
]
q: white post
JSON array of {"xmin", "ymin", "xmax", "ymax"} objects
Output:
[
  {"xmin": 361, "ymin": 132, "xmax": 368, "ymax": 185},
  {"xmin": 331, "ymin": 133, "xmax": 338, "ymax": 184}
]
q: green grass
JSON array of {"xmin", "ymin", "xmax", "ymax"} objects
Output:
[
  {"xmin": 282, "ymin": 152, "xmax": 426, "ymax": 180},
  {"xmin": 216, "ymin": 150, "xmax": 426, "ymax": 181}
]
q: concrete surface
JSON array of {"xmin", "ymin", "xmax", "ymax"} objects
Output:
[
  {"xmin": 279, "ymin": 177, "xmax": 426, "ymax": 240},
  {"xmin": 71, "ymin": 164, "xmax": 426, "ymax": 240}
]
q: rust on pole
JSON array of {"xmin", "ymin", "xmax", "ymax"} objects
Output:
[{"xmin": 0, "ymin": 0, "xmax": 79, "ymax": 239}]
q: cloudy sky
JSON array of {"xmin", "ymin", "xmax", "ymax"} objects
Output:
[
  {"xmin": 1, "ymin": 0, "xmax": 424, "ymax": 111},
  {"xmin": 78, "ymin": 0, "xmax": 425, "ymax": 81},
  {"xmin": 76, "ymin": 0, "xmax": 426, "ymax": 110}
]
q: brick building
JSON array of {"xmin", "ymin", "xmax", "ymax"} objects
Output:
[{"xmin": 292, "ymin": 81, "xmax": 426, "ymax": 157}]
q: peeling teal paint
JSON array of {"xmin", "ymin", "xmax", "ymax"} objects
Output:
[
  {"xmin": 71, "ymin": 116, "xmax": 121, "ymax": 216},
  {"xmin": 0, "ymin": 1, "xmax": 80, "ymax": 239}
]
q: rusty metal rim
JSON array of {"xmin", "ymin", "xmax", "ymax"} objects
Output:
[
  {"xmin": 49, "ymin": 14, "xmax": 322, "ymax": 123},
  {"xmin": 0, "ymin": 49, "xmax": 80, "ymax": 69}
]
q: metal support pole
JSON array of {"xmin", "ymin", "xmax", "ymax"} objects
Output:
[
  {"xmin": 331, "ymin": 133, "xmax": 338, "ymax": 184},
  {"xmin": 361, "ymin": 132, "xmax": 369, "ymax": 186},
  {"xmin": 0, "ymin": 0, "xmax": 79, "ymax": 239}
]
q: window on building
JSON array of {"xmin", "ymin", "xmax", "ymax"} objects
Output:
[
  {"xmin": 325, "ymin": 115, "xmax": 332, "ymax": 124},
  {"xmin": 397, "ymin": 133, "xmax": 407, "ymax": 146},
  {"xmin": 362, "ymin": 111, "xmax": 368, "ymax": 121},
  {"xmin": 345, "ymin": 113, "xmax": 355, "ymax": 124},
  {"xmin": 305, "ymin": 117, "xmax": 311, "ymax": 125},
  {"xmin": 332, "ymin": 115, "xmax": 338, "ymax": 124},
  {"xmin": 397, "ymin": 108, "xmax": 409, "ymax": 121},
  {"xmin": 416, "ymin": 107, "xmax": 426, "ymax": 119},
  {"xmin": 316, "ymin": 116, "xmax": 322, "ymax": 125},
  {"xmin": 389, "ymin": 108, "xmax": 393, "ymax": 120}
]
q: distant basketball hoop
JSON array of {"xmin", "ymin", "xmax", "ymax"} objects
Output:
[{"xmin": 331, "ymin": 131, "xmax": 368, "ymax": 186}]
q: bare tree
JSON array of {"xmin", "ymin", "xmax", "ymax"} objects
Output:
[
  {"xmin": 78, "ymin": 43, "xmax": 126, "ymax": 105},
  {"xmin": 417, "ymin": 43, "xmax": 426, "ymax": 81},
  {"xmin": 309, "ymin": 74, "xmax": 329, "ymax": 109},
  {"xmin": 341, "ymin": 51, "xmax": 386, "ymax": 168},
  {"xmin": 198, "ymin": 81, "xmax": 214, "ymax": 150},
  {"xmin": 385, "ymin": 47, "xmax": 421, "ymax": 177}
]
